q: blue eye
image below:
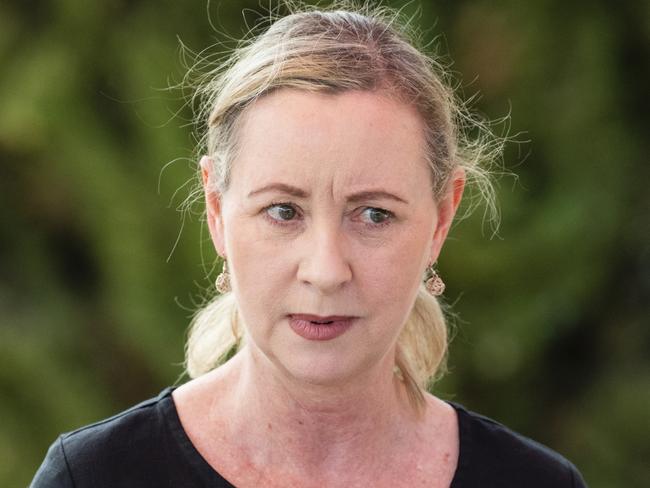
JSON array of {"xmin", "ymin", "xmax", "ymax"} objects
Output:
[
  {"xmin": 360, "ymin": 207, "xmax": 393, "ymax": 226},
  {"xmin": 265, "ymin": 203, "xmax": 298, "ymax": 222}
]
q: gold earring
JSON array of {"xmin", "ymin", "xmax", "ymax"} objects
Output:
[
  {"xmin": 215, "ymin": 260, "xmax": 231, "ymax": 294},
  {"xmin": 424, "ymin": 264, "xmax": 445, "ymax": 296}
]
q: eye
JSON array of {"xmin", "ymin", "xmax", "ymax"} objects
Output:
[
  {"xmin": 359, "ymin": 207, "xmax": 394, "ymax": 226},
  {"xmin": 264, "ymin": 203, "xmax": 299, "ymax": 223}
]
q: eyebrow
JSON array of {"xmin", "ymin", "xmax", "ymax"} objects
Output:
[
  {"xmin": 248, "ymin": 183, "xmax": 308, "ymax": 199},
  {"xmin": 247, "ymin": 183, "xmax": 409, "ymax": 204},
  {"xmin": 347, "ymin": 190, "xmax": 408, "ymax": 204}
]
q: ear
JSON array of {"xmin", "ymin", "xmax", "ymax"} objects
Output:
[
  {"xmin": 428, "ymin": 167, "xmax": 466, "ymax": 264},
  {"xmin": 200, "ymin": 156, "xmax": 227, "ymax": 258}
]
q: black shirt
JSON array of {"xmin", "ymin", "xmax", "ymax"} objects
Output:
[{"xmin": 31, "ymin": 387, "xmax": 587, "ymax": 487}]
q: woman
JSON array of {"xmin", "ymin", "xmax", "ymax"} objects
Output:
[{"xmin": 32, "ymin": 5, "xmax": 587, "ymax": 487}]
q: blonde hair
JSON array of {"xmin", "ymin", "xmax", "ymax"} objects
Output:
[{"xmin": 184, "ymin": 2, "xmax": 502, "ymax": 411}]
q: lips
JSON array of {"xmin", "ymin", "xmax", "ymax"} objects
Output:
[
  {"xmin": 290, "ymin": 314, "xmax": 356, "ymax": 324},
  {"xmin": 288, "ymin": 314, "xmax": 357, "ymax": 341}
]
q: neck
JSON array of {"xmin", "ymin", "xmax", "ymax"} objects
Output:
[{"xmin": 216, "ymin": 345, "xmax": 423, "ymax": 475}]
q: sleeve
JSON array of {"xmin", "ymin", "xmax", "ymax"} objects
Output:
[
  {"xmin": 30, "ymin": 436, "xmax": 75, "ymax": 488},
  {"xmin": 568, "ymin": 461, "xmax": 589, "ymax": 488}
]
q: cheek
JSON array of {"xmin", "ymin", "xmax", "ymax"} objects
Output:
[
  {"xmin": 356, "ymin": 226, "xmax": 431, "ymax": 309},
  {"xmin": 224, "ymin": 218, "xmax": 294, "ymax": 327}
]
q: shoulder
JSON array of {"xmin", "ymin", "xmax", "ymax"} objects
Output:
[
  {"xmin": 31, "ymin": 388, "xmax": 193, "ymax": 488},
  {"xmin": 450, "ymin": 402, "xmax": 587, "ymax": 488},
  {"xmin": 60, "ymin": 388, "xmax": 171, "ymax": 460}
]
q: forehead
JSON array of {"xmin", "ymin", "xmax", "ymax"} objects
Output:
[{"xmin": 230, "ymin": 89, "xmax": 431, "ymax": 195}]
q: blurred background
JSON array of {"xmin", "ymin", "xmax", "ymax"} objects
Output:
[{"xmin": 1, "ymin": 0, "xmax": 648, "ymax": 486}]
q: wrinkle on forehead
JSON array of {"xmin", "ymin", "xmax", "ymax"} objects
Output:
[{"xmin": 227, "ymin": 88, "xmax": 431, "ymax": 205}]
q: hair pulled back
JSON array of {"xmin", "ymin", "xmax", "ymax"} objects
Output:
[{"xmin": 185, "ymin": 2, "xmax": 500, "ymax": 411}]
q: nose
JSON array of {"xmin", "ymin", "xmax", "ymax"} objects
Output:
[{"xmin": 296, "ymin": 222, "xmax": 352, "ymax": 294}]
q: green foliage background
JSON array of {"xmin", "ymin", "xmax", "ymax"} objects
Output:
[{"xmin": 1, "ymin": 1, "xmax": 648, "ymax": 486}]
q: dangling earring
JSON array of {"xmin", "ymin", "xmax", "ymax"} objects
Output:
[
  {"xmin": 424, "ymin": 264, "xmax": 445, "ymax": 296},
  {"xmin": 215, "ymin": 260, "xmax": 231, "ymax": 294}
]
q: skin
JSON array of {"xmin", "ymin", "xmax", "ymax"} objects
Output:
[{"xmin": 174, "ymin": 89, "xmax": 465, "ymax": 487}]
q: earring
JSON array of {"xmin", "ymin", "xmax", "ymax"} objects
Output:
[
  {"xmin": 424, "ymin": 264, "xmax": 445, "ymax": 296},
  {"xmin": 215, "ymin": 260, "xmax": 231, "ymax": 294}
]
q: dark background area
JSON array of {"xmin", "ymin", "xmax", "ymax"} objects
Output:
[{"xmin": 1, "ymin": 1, "xmax": 648, "ymax": 486}]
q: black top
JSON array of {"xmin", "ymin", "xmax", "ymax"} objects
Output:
[{"xmin": 31, "ymin": 387, "xmax": 587, "ymax": 487}]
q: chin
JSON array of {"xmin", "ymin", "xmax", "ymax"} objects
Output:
[
  {"xmin": 245, "ymin": 316, "xmax": 394, "ymax": 388},
  {"xmin": 274, "ymin": 345, "xmax": 381, "ymax": 389}
]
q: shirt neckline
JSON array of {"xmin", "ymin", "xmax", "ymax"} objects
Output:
[
  {"xmin": 159, "ymin": 386, "xmax": 471, "ymax": 487},
  {"xmin": 161, "ymin": 387, "xmax": 237, "ymax": 487}
]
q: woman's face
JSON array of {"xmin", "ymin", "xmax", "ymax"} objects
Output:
[{"xmin": 203, "ymin": 89, "xmax": 463, "ymax": 386}]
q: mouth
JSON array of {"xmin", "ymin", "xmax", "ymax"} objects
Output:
[
  {"xmin": 288, "ymin": 313, "xmax": 357, "ymax": 324},
  {"xmin": 287, "ymin": 314, "xmax": 358, "ymax": 341}
]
